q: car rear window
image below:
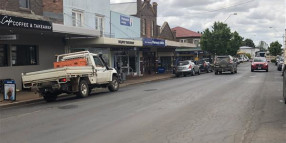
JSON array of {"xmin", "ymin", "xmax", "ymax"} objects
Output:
[
  {"xmin": 216, "ymin": 57, "xmax": 229, "ymax": 62},
  {"xmin": 178, "ymin": 61, "xmax": 189, "ymax": 66},
  {"xmin": 253, "ymin": 58, "xmax": 266, "ymax": 62}
]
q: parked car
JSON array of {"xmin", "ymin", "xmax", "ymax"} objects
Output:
[
  {"xmin": 22, "ymin": 51, "xmax": 119, "ymax": 102},
  {"xmin": 251, "ymin": 57, "xmax": 268, "ymax": 72},
  {"xmin": 196, "ymin": 59, "xmax": 212, "ymax": 73},
  {"xmin": 175, "ymin": 60, "xmax": 200, "ymax": 77},
  {"xmin": 277, "ymin": 57, "xmax": 284, "ymax": 71},
  {"xmin": 214, "ymin": 55, "xmax": 238, "ymax": 75}
]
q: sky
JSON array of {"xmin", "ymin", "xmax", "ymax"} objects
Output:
[{"xmin": 110, "ymin": 0, "xmax": 286, "ymax": 48}]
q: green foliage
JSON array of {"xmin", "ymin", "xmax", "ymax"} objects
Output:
[
  {"xmin": 200, "ymin": 22, "xmax": 243, "ymax": 56},
  {"xmin": 242, "ymin": 38, "xmax": 255, "ymax": 48},
  {"xmin": 245, "ymin": 53, "xmax": 251, "ymax": 59},
  {"xmin": 271, "ymin": 59, "xmax": 276, "ymax": 63},
  {"xmin": 269, "ymin": 41, "xmax": 282, "ymax": 56}
]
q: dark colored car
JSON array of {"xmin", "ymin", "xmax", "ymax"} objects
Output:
[
  {"xmin": 251, "ymin": 57, "xmax": 268, "ymax": 72},
  {"xmin": 214, "ymin": 55, "xmax": 238, "ymax": 75},
  {"xmin": 196, "ymin": 59, "xmax": 212, "ymax": 73}
]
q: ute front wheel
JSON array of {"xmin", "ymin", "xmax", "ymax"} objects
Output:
[{"xmin": 108, "ymin": 76, "xmax": 119, "ymax": 92}]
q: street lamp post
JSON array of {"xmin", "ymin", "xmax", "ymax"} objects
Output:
[{"xmin": 224, "ymin": 13, "xmax": 237, "ymax": 22}]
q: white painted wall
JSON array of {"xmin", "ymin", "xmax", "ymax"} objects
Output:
[{"xmin": 63, "ymin": 0, "xmax": 110, "ymax": 35}]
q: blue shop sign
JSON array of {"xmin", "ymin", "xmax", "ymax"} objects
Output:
[
  {"xmin": 120, "ymin": 15, "xmax": 133, "ymax": 27},
  {"xmin": 143, "ymin": 38, "xmax": 165, "ymax": 47}
]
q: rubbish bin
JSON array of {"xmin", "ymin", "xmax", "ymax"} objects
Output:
[
  {"xmin": 1, "ymin": 79, "xmax": 16, "ymax": 101},
  {"xmin": 158, "ymin": 67, "xmax": 166, "ymax": 74}
]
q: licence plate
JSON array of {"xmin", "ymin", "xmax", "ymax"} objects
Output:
[{"xmin": 258, "ymin": 67, "xmax": 261, "ymax": 70}]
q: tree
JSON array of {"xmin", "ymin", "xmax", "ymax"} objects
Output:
[
  {"xmin": 242, "ymin": 38, "xmax": 255, "ymax": 48},
  {"xmin": 269, "ymin": 41, "xmax": 282, "ymax": 56},
  {"xmin": 200, "ymin": 22, "xmax": 243, "ymax": 56}
]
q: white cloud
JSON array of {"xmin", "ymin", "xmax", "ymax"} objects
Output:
[{"xmin": 111, "ymin": 0, "xmax": 286, "ymax": 47}]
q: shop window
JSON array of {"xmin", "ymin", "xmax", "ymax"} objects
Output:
[
  {"xmin": 72, "ymin": 10, "xmax": 84, "ymax": 27},
  {"xmin": 11, "ymin": 45, "xmax": 38, "ymax": 66},
  {"xmin": 19, "ymin": 0, "xmax": 30, "ymax": 9},
  {"xmin": 0, "ymin": 45, "xmax": 8, "ymax": 67}
]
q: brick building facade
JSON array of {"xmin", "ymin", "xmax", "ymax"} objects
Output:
[
  {"xmin": 0, "ymin": 0, "xmax": 43, "ymax": 15},
  {"xmin": 42, "ymin": 0, "xmax": 63, "ymax": 23},
  {"xmin": 135, "ymin": 0, "xmax": 158, "ymax": 38}
]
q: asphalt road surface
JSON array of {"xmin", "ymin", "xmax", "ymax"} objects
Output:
[{"xmin": 1, "ymin": 63, "xmax": 286, "ymax": 143}]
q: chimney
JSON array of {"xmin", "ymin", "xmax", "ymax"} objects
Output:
[
  {"xmin": 137, "ymin": 0, "xmax": 142, "ymax": 16},
  {"xmin": 152, "ymin": 2, "xmax": 158, "ymax": 17}
]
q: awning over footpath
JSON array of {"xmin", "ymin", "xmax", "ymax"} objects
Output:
[
  {"xmin": 165, "ymin": 40, "xmax": 196, "ymax": 48},
  {"xmin": 53, "ymin": 23, "xmax": 100, "ymax": 37}
]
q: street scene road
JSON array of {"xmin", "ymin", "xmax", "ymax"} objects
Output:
[{"xmin": 1, "ymin": 63, "xmax": 285, "ymax": 143}]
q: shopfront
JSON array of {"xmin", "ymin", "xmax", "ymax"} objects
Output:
[
  {"xmin": 0, "ymin": 13, "xmax": 100, "ymax": 90},
  {"xmin": 68, "ymin": 37, "xmax": 142, "ymax": 77},
  {"xmin": 0, "ymin": 14, "xmax": 61, "ymax": 90},
  {"xmin": 142, "ymin": 38, "xmax": 166, "ymax": 74}
]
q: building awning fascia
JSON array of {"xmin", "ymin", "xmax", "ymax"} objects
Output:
[
  {"xmin": 165, "ymin": 40, "xmax": 196, "ymax": 48},
  {"xmin": 175, "ymin": 47, "xmax": 202, "ymax": 52},
  {"xmin": 52, "ymin": 23, "xmax": 100, "ymax": 37},
  {"xmin": 69, "ymin": 37, "xmax": 143, "ymax": 47}
]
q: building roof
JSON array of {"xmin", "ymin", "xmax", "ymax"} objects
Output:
[
  {"xmin": 110, "ymin": 2, "xmax": 137, "ymax": 16},
  {"xmin": 172, "ymin": 26, "xmax": 201, "ymax": 38}
]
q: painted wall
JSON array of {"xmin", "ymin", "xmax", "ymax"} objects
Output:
[
  {"xmin": 110, "ymin": 11, "xmax": 140, "ymax": 39},
  {"xmin": 0, "ymin": 34, "xmax": 65, "ymax": 90},
  {"xmin": 63, "ymin": 0, "xmax": 110, "ymax": 35}
]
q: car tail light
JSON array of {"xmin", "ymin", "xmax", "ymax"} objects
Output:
[
  {"xmin": 189, "ymin": 65, "xmax": 192, "ymax": 69},
  {"xmin": 59, "ymin": 78, "xmax": 67, "ymax": 83},
  {"xmin": 204, "ymin": 62, "xmax": 207, "ymax": 67}
]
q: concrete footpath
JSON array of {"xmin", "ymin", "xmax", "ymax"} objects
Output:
[{"xmin": 0, "ymin": 74, "xmax": 174, "ymax": 107}]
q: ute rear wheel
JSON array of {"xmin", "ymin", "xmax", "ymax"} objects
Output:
[
  {"xmin": 77, "ymin": 80, "xmax": 90, "ymax": 98},
  {"xmin": 108, "ymin": 76, "xmax": 119, "ymax": 92}
]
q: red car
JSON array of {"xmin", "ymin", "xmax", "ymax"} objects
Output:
[{"xmin": 251, "ymin": 57, "xmax": 268, "ymax": 72}]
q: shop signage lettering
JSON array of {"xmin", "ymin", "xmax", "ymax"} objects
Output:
[
  {"xmin": 0, "ymin": 15, "xmax": 52, "ymax": 31},
  {"xmin": 143, "ymin": 38, "xmax": 165, "ymax": 47},
  {"xmin": 118, "ymin": 40, "xmax": 135, "ymax": 45},
  {"xmin": 120, "ymin": 15, "xmax": 133, "ymax": 27},
  {"xmin": 0, "ymin": 35, "xmax": 17, "ymax": 40}
]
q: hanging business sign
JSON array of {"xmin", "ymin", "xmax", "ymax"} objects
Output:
[
  {"xmin": 0, "ymin": 35, "xmax": 17, "ymax": 40},
  {"xmin": 143, "ymin": 38, "xmax": 165, "ymax": 47},
  {"xmin": 120, "ymin": 15, "xmax": 133, "ymax": 27},
  {"xmin": 0, "ymin": 14, "xmax": 52, "ymax": 31}
]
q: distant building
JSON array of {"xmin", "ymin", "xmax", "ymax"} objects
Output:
[{"xmin": 239, "ymin": 46, "xmax": 260, "ymax": 58}]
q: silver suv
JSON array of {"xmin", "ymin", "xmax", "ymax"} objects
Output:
[
  {"xmin": 175, "ymin": 60, "xmax": 200, "ymax": 77},
  {"xmin": 214, "ymin": 55, "xmax": 237, "ymax": 75}
]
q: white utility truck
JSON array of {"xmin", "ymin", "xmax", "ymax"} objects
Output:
[{"xmin": 22, "ymin": 51, "xmax": 119, "ymax": 102}]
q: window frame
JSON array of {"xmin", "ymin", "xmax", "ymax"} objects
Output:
[
  {"xmin": 180, "ymin": 39, "xmax": 187, "ymax": 43},
  {"xmin": 95, "ymin": 14, "xmax": 105, "ymax": 32},
  {"xmin": 19, "ymin": 0, "xmax": 30, "ymax": 9},
  {"xmin": 72, "ymin": 10, "xmax": 84, "ymax": 27},
  {"xmin": 151, "ymin": 21, "xmax": 154, "ymax": 37},
  {"xmin": 0, "ymin": 45, "xmax": 8, "ymax": 67},
  {"xmin": 11, "ymin": 45, "xmax": 38, "ymax": 66},
  {"xmin": 93, "ymin": 56, "xmax": 105, "ymax": 68},
  {"xmin": 142, "ymin": 19, "xmax": 146, "ymax": 35}
]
